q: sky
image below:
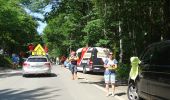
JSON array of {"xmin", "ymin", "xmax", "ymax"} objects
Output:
[{"xmin": 24, "ymin": 5, "xmax": 52, "ymax": 34}]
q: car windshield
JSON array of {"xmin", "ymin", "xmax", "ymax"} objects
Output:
[{"xmin": 27, "ymin": 58, "xmax": 47, "ymax": 62}]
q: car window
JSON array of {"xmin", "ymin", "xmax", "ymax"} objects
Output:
[
  {"xmin": 27, "ymin": 58, "xmax": 48, "ymax": 62},
  {"xmin": 141, "ymin": 46, "xmax": 155, "ymax": 63},
  {"xmin": 151, "ymin": 45, "xmax": 170, "ymax": 65}
]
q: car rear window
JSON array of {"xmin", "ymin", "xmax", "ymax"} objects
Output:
[{"xmin": 27, "ymin": 58, "xmax": 48, "ymax": 62}]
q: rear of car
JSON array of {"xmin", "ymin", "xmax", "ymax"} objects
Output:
[
  {"xmin": 22, "ymin": 56, "xmax": 51, "ymax": 76},
  {"xmin": 77, "ymin": 47, "xmax": 109, "ymax": 74}
]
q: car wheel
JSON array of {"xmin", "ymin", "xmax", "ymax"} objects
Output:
[
  {"xmin": 23, "ymin": 74, "xmax": 27, "ymax": 77},
  {"xmin": 127, "ymin": 83, "xmax": 141, "ymax": 100},
  {"xmin": 83, "ymin": 66, "xmax": 87, "ymax": 74}
]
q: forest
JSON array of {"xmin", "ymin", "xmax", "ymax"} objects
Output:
[
  {"xmin": 42, "ymin": 0, "xmax": 170, "ymax": 64},
  {"xmin": 0, "ymin": 0, "xmax": 170, "ymax": 72}
]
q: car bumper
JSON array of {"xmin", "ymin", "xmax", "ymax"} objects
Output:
[
  {"xmin": 77, "ymin": 66, "xmax": 105, "ymax": 73},
  {"xmin": 22, "ymin": 68, "xmax": 51, "ymax": 75}
]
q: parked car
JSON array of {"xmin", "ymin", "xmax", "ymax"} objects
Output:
[
  {"xmin": 127, "ymin": 40, "xmax": 170, "ymax": 100},
  {"xmin": 76, "ymin": 47, "xmax": 110, "ymax": 74},
  {"xmin": 22, "ymin": 56, "xmax": 51, "ymax": 77}
]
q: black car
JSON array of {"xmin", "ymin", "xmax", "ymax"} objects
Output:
[{"xmin": 127, "ymin": 40, "xmax": 170, "ymax": 100}]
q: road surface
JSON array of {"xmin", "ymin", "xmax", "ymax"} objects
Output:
[{"xmin": 0, "ymin": 65, "xmax": 120, "ymax": 100}]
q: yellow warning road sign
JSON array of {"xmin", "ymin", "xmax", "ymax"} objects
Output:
[{"xmin": 32, "ymin": 44, "xmax": 46, "ymax": 56}]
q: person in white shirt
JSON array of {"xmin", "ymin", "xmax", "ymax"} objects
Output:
[{"xmin": 104, "ymin": 52, "xmax": 118, "ymax": 97}]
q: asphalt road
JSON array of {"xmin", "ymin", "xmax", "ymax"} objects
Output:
[{"xmin": 0, "ymin": 65, "xmax": 121, "ymax": 100}]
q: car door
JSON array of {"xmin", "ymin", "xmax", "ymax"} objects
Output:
[
  {"xmin": 137, "ymin": 46, "xmax": 155, "ymax": 99},
  {"xmin": 148, "ymin": 43, "xmax": 170, "ymax": 100}
]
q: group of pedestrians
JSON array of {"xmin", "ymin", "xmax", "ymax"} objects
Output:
[{"xmin": 65, "ymin": 50, "xmax": 118, "ymax": 97}]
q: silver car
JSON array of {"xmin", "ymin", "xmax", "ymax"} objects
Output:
[{"xmin": 22, "ymin": 56, "xmax": 51, "ymax": 76}]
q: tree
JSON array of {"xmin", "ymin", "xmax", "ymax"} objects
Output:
[
  {"xmin": 43, "ymin": 0, "xmax": 92, "ymax": 56},
  {"xmin": 35, "ymin": 0, "xmax": 170, "ymax": 64},
  {"xmin": 0, "ymin": 0, "xmax": 38, "ymax": 55}
]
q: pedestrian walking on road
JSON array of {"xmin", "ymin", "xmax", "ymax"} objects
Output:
[
  {"xmin": 12, "ymin": 54, "xmax": 20, "ymax": 69},
  {"xmin": 56, "ymin": 57, "xmax": 59, "ymax": 65},
  {"xmin": 68, "ymin": 51, "xmax": 79, "ymax": 80},
  {"xmin": 60, "ymin": 55, "xmax": 66, "ymax": 66},
  {"xmin": 104, "ymin": 52, "xmax": 118, "ymax": 97}
]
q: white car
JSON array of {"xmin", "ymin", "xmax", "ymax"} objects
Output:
[{"xmin": 22, "ymin": 56, "xmax": 51, "ymax": 77}]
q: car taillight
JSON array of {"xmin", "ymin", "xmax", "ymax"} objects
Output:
[
  {"xmin": 23, "ymin": 62, "xmax": 30, "ymax": 67},
  {"xmin": 89, "ymin": 61, "xmax": 93, "ymax": 64},
  {"xmin": 45, "ymin": 63, "xmax": 51, "ymax": 68}
]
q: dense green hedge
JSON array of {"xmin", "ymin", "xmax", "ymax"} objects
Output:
[
  {"xmin": 0, "ymin": 55, "xmax": 13, "ymax": 68},
  {"xmin": 116, "ymin": 63, "xmax": 131, "ymax": 82}
]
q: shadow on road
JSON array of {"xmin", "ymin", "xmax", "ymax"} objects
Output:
[
  {"xmin": 77, "ymin": 77, "xmax": 85, "ymax": 80},
  {"xmin": 79, "ymin": 80, "xmax": 128, "ymax": 87},
  {"xmin": 0, "ymin": 73, "xmax": 22, "ymax": 78},
  {"xmin": 115, "ymin": 92, "xmax": 126, "ymax": 96},
  {"xmin": 78, "ymin": 71, "xmax": 104, "ymax": 76},
  {"xmin": 23, "ymin": 73, "xmax": 58, "ymax": 78},
  {"xmin": 0, "ymin": 72, "xmax": 58, "ymax": 78},
  {"xmin": 79, "ymin": 81, "xmax": 105, "ymax": 87},
  {"xmin": 0, "ymin": 87, "xmax": 61, "ymax": 100}
]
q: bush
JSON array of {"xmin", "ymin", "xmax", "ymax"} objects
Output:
[
  {"xmin": 116, "ymin": 63, "xmax": 130, "ymax": 81},
  {"xmin": 0, "ymin": 55, "xmax": 13, "ymax": 68}
]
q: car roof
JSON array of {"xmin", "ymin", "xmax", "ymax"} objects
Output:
[
  {"xmin": 147, "ymin": 40, "xmax": 170, "ymax": 48},
  {"xmin": 28, "ymin": 56, "xmax": 48, "ymax": 58},
  {"xmin": 140, "ymin": 40, "xmax": 170, "ymax": 58}
]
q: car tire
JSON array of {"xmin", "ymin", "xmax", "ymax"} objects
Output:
[
  {"xmin": 127, "ymin": 82, "xmax": 142, "ymax": 100},
  {"xmin": 23, "ymin": 74, "xmax": 27, "ymax": 77},
  {"xmin": 83, "ymin": 66, "xmax": 87, "ymax": 74}
]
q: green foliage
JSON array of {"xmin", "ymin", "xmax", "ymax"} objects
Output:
[
  {"xmin": 42, "ymin": 0, "xmax": 170, "ymax": 63},
  {"xmin": 10, "ymin": 0, "xmax": 170, "ymax": 80},
  {"xmin": 96, "ymin": 39, "xmax": 110, "ymax": 47},
  {"xmin": 0, "ymin": 0, "xmax": 38, "ymax": 55},
  {"xmin": 83, "ymin": 19, "xmax": 104, "ymax": 46},
  {"xmin": 43, "ymin": 0, "xmax": 93, "ymax": 56},
  {"xmin": 116, "ymin": 63, "xmax": 130, "ymax": 81},
  {"xmin": 0, "ymin": 55, "xmax": 13, "ymax": 68}
]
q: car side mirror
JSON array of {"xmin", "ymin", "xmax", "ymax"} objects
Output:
[{"xmin": 139, "ymin": 60, "xmax": 145, "ymax": 65}]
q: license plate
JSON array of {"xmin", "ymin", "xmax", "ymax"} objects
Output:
[
  {"xmin": 32, "ymin": 65, "xmax": 41, "ymax": 67},
  {"xmin": 94, "ymin": 67, "xmax": 100, "ymax": 70}
]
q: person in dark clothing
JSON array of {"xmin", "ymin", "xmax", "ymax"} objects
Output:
[
  {"xmin": 68, "ymin": 51, "xmax": 79, "ymax": 80},
  {"xmin": 60, "ymin": 56, "xmax": 66, "ymax": 66}
]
